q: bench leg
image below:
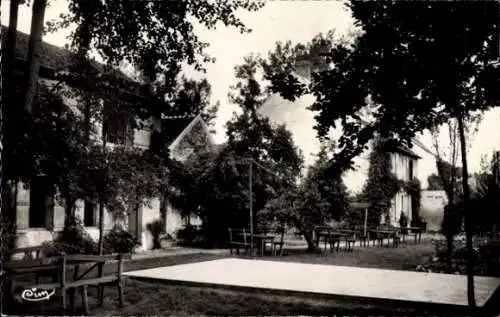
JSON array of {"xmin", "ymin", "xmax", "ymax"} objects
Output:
[
  {"xmin": 99, "ymin": 285, "xmax": 105, "ymax": 307},
  {"xmin": 81, "ymin": 286, "xmax": 89, "ymax": 315},
  {"xmin": 70, "ymin": 288, "xmax": 76, "ymax": 314},
  {"xmin": 61, "ymin": 287, "xmax": 67, "ymax": 312},
  {"xmin": 98, "ymin": 263, "xmax": 104, "ymax": 306},
  {"xmin": 117, "ymin": 281, "xmax": 124, "ymax": 308}
]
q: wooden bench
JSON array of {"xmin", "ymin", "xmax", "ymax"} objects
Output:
[
  {"xmin": 227, "ymin": 228, "xmax": 256, "ymax": 255},
  {"xmin": 340, "ymin": 230, "xmax": 357, "ymax": 251},
  {"xmin": 261, "ymin": 226, "xmax": 286, "ymax": 256},
  {"xmin": 6, "ymin": 245, "xmax": 55, "ymax": 261},
  {"xmin": 2, "ymin": 245, "xmax": 61, "ymax": 292},
  {"xmin": 12, "ymin": 253, "xmax": 128, "ymax": 315}
]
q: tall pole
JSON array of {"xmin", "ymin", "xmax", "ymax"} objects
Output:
[
  {"xmin": 249, "ymin": 160, "xmax": 254, "ymax": 256},
  {"xmin": 364, "ymin": 208, "xmax": 368, "ymax": 237}
]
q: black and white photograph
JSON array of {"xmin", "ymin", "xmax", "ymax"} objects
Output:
[{"xmin": 1, "ymin": 0, "xmax": 500, "ymax": 315}]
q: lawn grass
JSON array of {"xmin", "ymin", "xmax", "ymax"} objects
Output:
[{"xmin": 4, "ymin": 239, "xmax": 495, "ymax": 316}]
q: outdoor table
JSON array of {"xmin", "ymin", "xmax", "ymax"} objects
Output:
[
  {"xmin": 239, "ymin": 233, "xmax": 275, "ymax": 256},
  {"xmin": 368, "ymin": 229, "xmax": 396, "ymax": 247},
  {"xmin": 407, "ymin": 226, "xmax": 423, "ymax": 244},
  {"xmin": 252, "ymin": 234, "xmax": 275, "ymax": 256},
  {"xmin": 315, "ymin": 231, "xmax": 347, "ymax": 252},
  {"xmin": 315, "ymin": 230, "xmax": 332, "ymax": 250},
  {"xmin": 330, "ymin": 231, "xmax": 350, "ymax": 251}
]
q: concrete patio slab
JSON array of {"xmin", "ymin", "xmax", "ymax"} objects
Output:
[{"xmin": 124, "ymin": 258, "xmax": 500, "ymax": 309}]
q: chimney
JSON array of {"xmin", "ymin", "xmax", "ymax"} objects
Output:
[{"xmin": 294, "ymin": 59, "xmax": 312, "ymax": 82}]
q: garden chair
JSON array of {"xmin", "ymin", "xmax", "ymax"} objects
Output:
[
  {"xmin": 391, "ymin": 231, "xmax": 401, "ymax": 247},
  {"xmin": 314, "ymin": 226, "xmax": 334, "ymax": 252},
  {"xmin": 271, "ymin": 227, "xmax": 286, "ymax": 256},
  {"xmin": 227, "ymin": 228, "xmax": 255, "ymax": 255},
  {"xmin": 354, "ymin": 225, "xmax": 369, "ymax": 247},
  {"xmin": 344, "ymin": 232, "xmax": 356, "ymax": 251}
]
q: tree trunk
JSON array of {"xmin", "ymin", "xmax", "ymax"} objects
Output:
[
  {"xmin": 3, "ymin": 0, "xmax": 20, "ymax": 89},
  {"xmin": 22, "ymin": 0, "xmax": 47, "ymax": 114},
  {"xmin": 293, "ymin": 221, "xmax": 320, "ymax": 252},
  {"xmin": 303, "ymin": 230, "xmax": 320, "ymax": 252},
  {"xmin": 457, "ymin": 113, "xmax": 476, "ymax": 308},
  {"xmin": 3, "ymin": 0, "xmax": 20, "ymax": 80},
  {"xmin": 1, "ymin": 0, "xmax": 21, "ymax": 232}
]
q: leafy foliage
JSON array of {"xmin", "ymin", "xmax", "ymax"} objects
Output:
[
  {"xmin": 146, "ymin": 220, "xmax": 165, "ymax": 250},
  {"xmin": 170, "ymin": 77, "xmax": 219, "ymax": 131},
  {"xmin": 167, "ymin": 56, "xmax": 304, "ymax": 246},
  {"xmin": 427, "ymin": 174, "xmax": 445, "ymax": 191},
  {"xmin": 262, "ymin": 3, "xmax": 499, "ymax": 305},
  {"xmin": 359, "ymin": 139, "xmax": 401, "ymax": 227},
  {"xmin": 260, "ymin": 144, "xmax": 350, "ymax": 251},
  {"xmin": 404, "ymin": 178, "xmax": 422, "ymax": 221},
  {"xmin": 45, "ymin": 216, "xmax": 98, "ymax": 255},
  {"xmin": 103, "ymin": 226, "xmax": 139, "ymax": 254},
  {"xmin": 46, "ymin": 0, "xmax": 265, "ymax": 110},
  {"xmin": 265, "ymin": 2, "xmax": 500, "ymax": 176},
  {"xmin": 398, "ymin": 211, "xmax": 408, "ymax": 227},
  {"xmin": 176, "ymin": 224, "xmax": 205, "ymax": 247}
]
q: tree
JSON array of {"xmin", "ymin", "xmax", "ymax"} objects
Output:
[
  {"xmin": 170, "ymin": 77, "xmax": 219, "ymax": 132},
  {"xmin": 45, "ymin": 0, "xmax": 264, "ymax": 119},
  {"xmin": 359, "ymin": 138, "xmax": 401, "ymax": 227},
  {"xmin": 23, "ymin": 0, "xmax": 48, "ymax": 114},
  {"xmin": 427, "ymin": 174, "xmax": 444, "ymax": 190},
  {"xmin": 265, "ymin": 1, "xmax": 500, "ymax": 307},
  {"xmin": 2, "ymin": 0, "xmax": 264, "ymax": 250},
  {"xmin": 166, "ymin": 55, "xmax": 304, "ymax": 246},
  {"xmin": 261, "ymin": 143, "xmax": 350, "ymax": 252}
]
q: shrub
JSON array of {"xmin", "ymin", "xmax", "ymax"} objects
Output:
[
  {"xmin": 478, "ymin": 240, "xmax": 500, "ymax": 277},
  {"xmin": 146, "ymin": 220, "xmax": 164, "ymax": 249},
  {"xmin": 415, "ymin": 237, "xmax": 499, "ymax": 275},
  {"xmin": 441, "ymin": 203, "xmax": 463, "ymax": 237},
  {"xmin": 177, "ymin": 224, "xmax": 208, "ymax": 247},
  {"xmin": 103, "ymin": 226, "xmax": 139, "ymax": 254},
  {"xmin": 47, "ymin": 216, "xmax": 98, "ymax": 255},
  {"xmin": 399, "ymin": 212, "xmax": 408, "ymax": 227}
]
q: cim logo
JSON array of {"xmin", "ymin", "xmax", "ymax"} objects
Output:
[{"xmin": 21, "ymin": 288, "xmax": 56, "ymax": 302}]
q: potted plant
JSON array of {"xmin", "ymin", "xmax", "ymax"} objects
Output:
[
  {"xmin": 399, "ymin": 211, "xmax": 408, "ymax": 234},
  {"xmin": 146, "ymin": 220, "xmax": 165, "ymax": 249}
]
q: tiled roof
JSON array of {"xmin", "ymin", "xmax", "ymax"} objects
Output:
[
  {"xmin": 162, "ymin": 116, "xmax": 197, "ymax": 146},
  {"xmin": 393, "ymin": 144, "xmax": 421, "ymax": 159},
  {"xmin": 1, "ymin": 25, "xmax": 130, "ymax": 82}
]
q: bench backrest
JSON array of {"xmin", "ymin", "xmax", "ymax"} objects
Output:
[
  {"xmin": 228, "ymin": 228, "xmax": 248, "ymax": 244},
  {"xmin": 60, "ymin": 253, "xmax": 126, "ymax": 284},
  {"xmin": 314, "ymin": 226, "xmax": 331, "ymax": 233},
  {"xmin": 7, "ymin": 245, "xmax": 53, "ymax": 261}
]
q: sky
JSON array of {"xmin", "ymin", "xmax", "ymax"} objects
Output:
[{"xmin": 2, "ymin": 0, "xmax": 499, "ymax": 175}]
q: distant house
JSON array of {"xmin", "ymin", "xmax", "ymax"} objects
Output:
[
  {"xmin": 420, "ymin": 190, "xmax": 448, "ymax": 232},
  {"xmin": 258, "ymin": 59, "xmax": 422, "ymax": 226},
  {"xmin": 2, "ymin": 26, "xmax": 213, "ymax": 251}
]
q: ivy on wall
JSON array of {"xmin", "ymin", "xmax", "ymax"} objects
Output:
[
  {"xmin": 361, "ymin": 138, "xmax": 401, "ymax": 227},
  {"xmin": 361, "ymin": 138, "xmax": 422, "ymax": 227},
  {"xmin": 404, "ymin": 178, "xmax": 422, "ymax": 221}
]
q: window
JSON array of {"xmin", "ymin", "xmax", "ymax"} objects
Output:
[
  {"xmin": 103, "ymin": 105, "xmax": 133, "ymax": 145},
  {"xmin": 84, "ymin": 200, "xmax": 97, "ymax": 227},
  {"xmin": 409, "ymin": 160, "xmax": 414, "ymax": 180},
  {"xmin": 29, "ymin": 176, "xmax": 53, "ymax": 228}
]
